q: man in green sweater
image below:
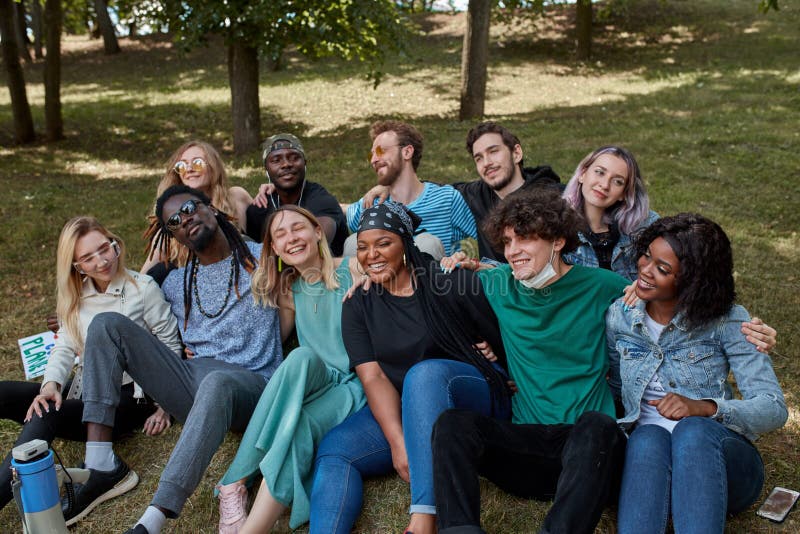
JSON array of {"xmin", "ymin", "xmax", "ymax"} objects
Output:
[{"xmin": 432, "ymin": 188, "xmax": 628, "ymax": 534}]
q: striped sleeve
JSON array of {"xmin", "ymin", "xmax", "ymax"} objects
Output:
[
  {"xmin": 346, "ymin": 199, "xmax": 364, "ymax": 233},
  {"xmin": 449, "ymin": 187, "xmax": 478, "ymax": 242}
]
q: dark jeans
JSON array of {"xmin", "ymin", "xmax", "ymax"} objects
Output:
[
  {"xmin": 0, "ymin": 379, "xmax": 154, "ymax": 510},
  {"xmin": 432, "ymin": 409, "xmax": 627, "ymax": 534}
]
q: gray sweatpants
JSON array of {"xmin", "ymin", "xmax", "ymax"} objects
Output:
[{"xmin": 80, "ymin": 312, "xmax": 268, "ymax": 517}]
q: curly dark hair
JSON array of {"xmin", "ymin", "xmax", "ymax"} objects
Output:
[
  {"xmin": 369, "ymin": 120, "xmax": 424, "ymax": 170},
  {"xmin": 634, "ymin": 213, "xmax": 736, "ymax": 329},
  {"xmin": 465, "ymin": 121, "xmax": 524, "ymax": 168},
  {"xmin": 483, "ymin": 187, "xmax": 582, "ymax": 255}
]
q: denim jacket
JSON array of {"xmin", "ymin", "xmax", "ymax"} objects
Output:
[
  {"xmin": 606, "ymin": 299, "xmax": 787, "ymax": 442},
  {"xmin": 565, "ymin": 210, "xmax": 659, "ymax": 281}
]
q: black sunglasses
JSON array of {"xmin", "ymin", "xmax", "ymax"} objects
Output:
[{"xmin": 166, "ymin": 199, "xmax": 203, "ymax": 231}]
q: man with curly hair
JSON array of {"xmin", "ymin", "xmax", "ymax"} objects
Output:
[{"xmin": 431, "ymin": 188, "xmax": 629, "ymax": 534}]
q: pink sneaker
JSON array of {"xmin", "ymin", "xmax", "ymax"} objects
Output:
[{"xmin": 217, "ymin": 482, "xmax": 248, "ymax": 534}]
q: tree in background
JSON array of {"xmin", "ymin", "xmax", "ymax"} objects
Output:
[
  {"xmin": 460, "ymin": 0, "xmax": 491, "ymax": 120},
  {"xmin": 163, "ymin": 0, "xmax": 410, "ymax": 153},
  {"xmin": 575, "ymin": 0, "xmax": 592, "ymax": 60},
  {"xmin": 44, "ymin": 0, "xmax": 64, "ymax": 140},
  {"xmin": 93, "ymin": 0, "xmax": 121, "ymax": 53},
  {"xmin": 30, "ymin": 0, "xmax": 44, "ymax": 59},
  {"xmin": 13, "ymin": 0, "xmax": 33, "ymax": 62},
  {"xmin": 1, "ymin": 0, "xmax": 36, "ymax": 143}
]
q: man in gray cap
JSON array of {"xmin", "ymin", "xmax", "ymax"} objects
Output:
[{"xmin": 246, "ymin": 133, "xmax": 348, "ymax": 255}]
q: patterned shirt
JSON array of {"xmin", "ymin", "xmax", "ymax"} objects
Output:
[{"xmin": 162, "ymin": 242, "xmax": 282, "ymax": 378}]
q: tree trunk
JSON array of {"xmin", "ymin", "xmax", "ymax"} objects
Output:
[
  {"xmin": 31, "ymin": 0, "xmax": 44, "ymax": 60},
  {"xmin": 459, "ymin": 0, "xmax": 491, "ymax": 121},
  {"xmin": 228, "ymin": 42, "xmax": 261, "ymax": 154},
  {"xmin": 93, "ymin": 0, "xmax": 120, "ymax": 54},
  {"xmin": 14, "ymin": 1, "xmax": 33, "ymax": 62},
  {"xmin": 44, "ymin": 0, "xmax": 63, "ymax": 141},
  {"xmin": 0, "ymin": 0, "xmax": 36, "ymax": 143},
  {"xmin": 576, "ymin": 0, "xmax": 592, "ymax": 60}
]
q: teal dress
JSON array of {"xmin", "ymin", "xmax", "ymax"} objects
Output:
[{"xmin": 219, "ymin": 260, "xmax": 366, "ymax": 528}]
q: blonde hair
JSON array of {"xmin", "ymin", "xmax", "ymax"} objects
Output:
[
  {"xmin": 149, "ymin": 140, "xmax": 236, "ymax": 266},
  {"xmin": 251, "ymin": 206, "xmax": 339, "ymax": 307},
  {"xmin": 56, "ymin": 217, "xmax": 133, "ymax": 353}
]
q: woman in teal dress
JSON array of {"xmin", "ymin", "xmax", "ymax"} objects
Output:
[{"xmin": 216, "ymin": 205, "xmax": 365, "ymax": 533}]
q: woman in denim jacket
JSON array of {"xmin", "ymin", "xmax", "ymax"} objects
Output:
[
  {"xmin": 606, "ymin": 213, "xmax": 788, "ymax": 534},
  {"xmin": 563, "ymin": 146, "xmax": 659, "ymax": 280}
]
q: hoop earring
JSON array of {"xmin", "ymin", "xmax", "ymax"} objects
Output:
[
  {"xmin": 318, "ymin": 240, "xmax": 323, "ymax": 255},
  {"xmin": 277, "ymin": 256, "xmax": 283, "ymax": 272},
  {"xmin": 356, "ymin": 262, "xmax": 366, "ymax": 276},
  {"xmin": 403, "ymin": 253, "xmax": 407, "ymax": 266}
]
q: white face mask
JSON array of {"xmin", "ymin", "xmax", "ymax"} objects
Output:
[{"xmin": 517, "ymin": 243, "xmax": 557, "ymax": 289}]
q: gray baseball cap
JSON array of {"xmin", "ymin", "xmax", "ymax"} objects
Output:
[{"xmin": 261, "ymin": 133, "xmax": 305, "ymax": 167}]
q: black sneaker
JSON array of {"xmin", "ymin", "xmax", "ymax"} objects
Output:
[
  {"xmin": 123, "ymin": 525, "xmax": 149, "ymax": 534},
  {"xmin": 62, "ymin": 458, "xmax": 139, "ymax": 526}
]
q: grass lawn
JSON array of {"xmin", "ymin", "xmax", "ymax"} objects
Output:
[{"xmin": 1, "ymin": 0, "xmax": 798, "ymax": 531}]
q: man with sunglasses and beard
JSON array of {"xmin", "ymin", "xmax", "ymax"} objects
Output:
[
  {"xmin": 63, "ymin": 185, "xmax": 283, "ymax": 534},
  {"xmin": 246, "ymin": 133, "xmax": 348, "ymax": 255},
  {"xmin": 343, "ymin": 120, "xmax": 478, "ymax": 260}
]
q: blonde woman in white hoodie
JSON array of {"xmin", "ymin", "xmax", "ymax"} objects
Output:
[{"xmin": 0, "ymin": 216, "xmax": 182, "ymax": 511}]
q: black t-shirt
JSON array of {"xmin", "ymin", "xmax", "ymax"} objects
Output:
[
  {"xmin": 245, "ymin": 180, "xmax": 348, "ymax": 256},
  {"xmin": 341, "ymin": 265, "xmax": 505, "ymax": 393},
  {"xmin": 453, "ymin": 166, "xmax": 562, "ymax": 262}
]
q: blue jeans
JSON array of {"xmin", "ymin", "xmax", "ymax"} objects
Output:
[
  {"xmin": 618, "ymin": 417, "xmax": 764, "ymax": 534},
  {"xmin": 309, "ymin": 359, "xmax": 507, "ymax": 533}
]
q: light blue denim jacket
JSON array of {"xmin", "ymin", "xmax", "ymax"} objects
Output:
[
  {"xmin": 565, "ymin": 210, "xmax": 660, "ymax": 281},
  {"xmin": 606, "ymin": 299, "xmax": 787, "ymax": 442}
]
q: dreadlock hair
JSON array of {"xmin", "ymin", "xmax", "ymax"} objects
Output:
[
  {"xmin": 151, "ymin": 184, "xmax": 256, "ymax": 329},
  {"xmin": 358, "ymin": 209, "xmax": 510, "ymax": 410},
  {"xmin": 634, "ymin": 213, "xmax": 736, "ymax": 330}
]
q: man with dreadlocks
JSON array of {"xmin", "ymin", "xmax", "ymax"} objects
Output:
[{"xmin": 63, "ymin": 185, "xmax": 282, "ymax": 534}]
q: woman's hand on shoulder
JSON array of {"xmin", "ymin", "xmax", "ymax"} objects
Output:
[
  {"xmin": 440, "ymin": 251, "xmax": 468, "ymax": 274},
  {"xmin": 621, "ymin": 281, "xmax": 639, "ymax": 308},
  {"xmin": 361, "ymin": 185, "xmax": 390, "ymax": 209},
  {"xmin": 343, "ymin": 257, "xmax": 371, "ymax": 302},
  {"xmin": 741, "ymin": 317, "xmax": 777, "ymax": 354},
  {"xmin": 25, "ymin": 382, "xmax": 62, "ymax": 422},
  {"xmin": 143, "ymin": 406, "xmax": 172, "ymax": 436},
  {"xmin": 253, "ymin": 183, "xmax": 276, "ymax": 208},
  {"xmin": 648, "ymin": 393, "xmax": 716, "ymax": 420}
]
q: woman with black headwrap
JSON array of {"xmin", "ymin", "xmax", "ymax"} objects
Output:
[{"xmin": 308, "ymin": 201, "xmax": 511, "ymax": 534}]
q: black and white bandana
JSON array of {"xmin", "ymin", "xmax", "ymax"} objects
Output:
[{"xmin": 357, "ymin": 200, "xmax": 421, "ymax": 238}]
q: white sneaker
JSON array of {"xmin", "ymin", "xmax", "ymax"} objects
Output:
[{"xmin": 217, "ymin": 482, "xmax": 248, "ymax": 534}]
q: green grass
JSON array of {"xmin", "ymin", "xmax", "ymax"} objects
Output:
[{"xmin": 1, "ymin": 0, "xmax": 798, "ymax": 531}]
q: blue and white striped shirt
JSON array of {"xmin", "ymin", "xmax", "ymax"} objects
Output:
[{"xmin": 347, "ymin": 182, "xmax": 477, "ymax": 255}]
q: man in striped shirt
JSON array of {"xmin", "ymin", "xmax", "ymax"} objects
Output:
[{"xmin": 344, "ymin": 120, "xmax": 477, "ymax": 258}]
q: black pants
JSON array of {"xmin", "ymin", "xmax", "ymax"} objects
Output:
[
  {"xmin": 432, "ymin": 409, "xmax": 627, "ymax": 534},
  {"xmin": 0, "ymin": 379, "xmax": 155, "ymax": 510}
]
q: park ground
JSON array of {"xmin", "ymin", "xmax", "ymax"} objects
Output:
[{"xmin": 0, "ymin": 0, "xmax": 798, "ymax": 531}]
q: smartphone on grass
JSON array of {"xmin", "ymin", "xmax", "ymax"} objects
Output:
[{"xmin": 756, "ymin": 486, "xmax": 800, "ymax": 523}]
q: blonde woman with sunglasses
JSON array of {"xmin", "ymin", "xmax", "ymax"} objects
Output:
[
  {"xmin": 142, "ymin": 141, "xmax": 253, "ymax": 273},
  {"xmin": 0, "ymin": 216, "xmax": 182, "ymax": 512}
]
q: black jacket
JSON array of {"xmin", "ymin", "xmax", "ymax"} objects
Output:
[{"xmin": 453, "ymin": 166, "xmax": 562, "ymax": 262}]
